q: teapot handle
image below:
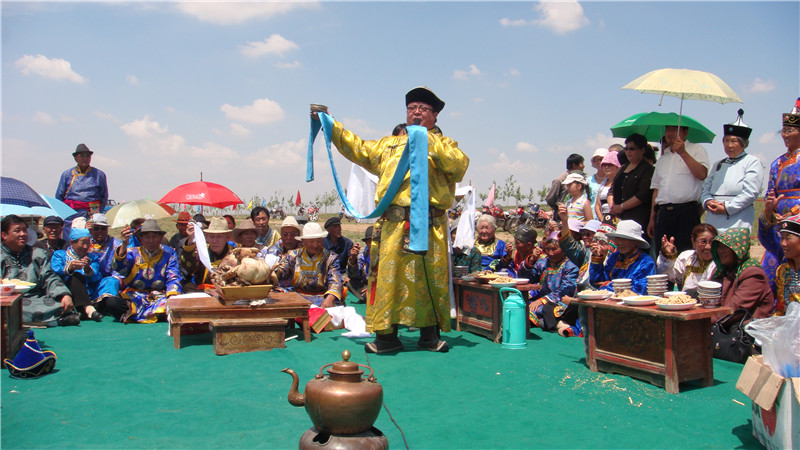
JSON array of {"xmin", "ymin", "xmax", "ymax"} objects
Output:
[{"xmin": 316, "ymin": 363, "xmax": 377, "ymax": 381}]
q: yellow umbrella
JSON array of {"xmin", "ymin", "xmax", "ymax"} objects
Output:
[
  {"xmin": 105, "ymin": 199, "xmax": 173, "ymax": 228},
  {"xmin": 622, "ymin": 68, "xmax": 742, "ymax": 129}
]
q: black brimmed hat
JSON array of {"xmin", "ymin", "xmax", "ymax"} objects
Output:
[
  {"xmin": 72, "ymin": 143, "xmax": 93, "ymax": 156},
  {"xmin": 362, "ymin": 226, "xmax": 374, "ymax": 242},
  {"xmin": 723, "ymin": 109, "xmax": 752, "ymax": 140},
  {"xmin": 783, "ymin": 98, "xmax": 800, "ymax": 128},
  {"xmin": 406, "ymin": 86, "xmax": 445, "ymax": 113},
  {"xmin": 136, "ymin": 219, "xmax": 166, "ymax": 236},
  {"xmin": 780, "ymin": 214, "xmax": 800, "ymax": 237},
  {"xmin": 324, "ymin": 216, "xmax": 341, "ymax": 229}
]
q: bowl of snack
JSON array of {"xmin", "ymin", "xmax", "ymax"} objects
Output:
[
  {"xmin": 664, "ymin": 291, "xmax": 687, "ymax": 297},
  {"xmin": 577, "ymin": 289, "xmax": 612, "ymax": 300},
  {"xmin": 655, "ymin": 295, "xmax": 697, "ymax": 310},
  {"xmin": 488, "ymin": 275, "xmax": 517, "ymax": 288},
  {"xmin": 612, "ymin": 289, "xmax": 638, "ymax": 299},
  {"xmin": 622, "ymin": 295, "xmax": 659, "ymax": 306},
  {"xmin": 0, "ymin": 284, "xmax": 14, "ymax": 296},
  {"xmin": 476, "ymin": 271, "xmax": 501, "ymax": 284},
  {"xmin": 1, "ymin": 278, "xmax": 35, "ymax": 294}
]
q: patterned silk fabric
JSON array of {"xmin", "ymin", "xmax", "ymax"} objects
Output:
[
  {"xmin": 113, "ymin": 245, "xmax": 182, "ymax": 323},
  {"xmin": 759, "ymin": 147, "xmax": 800, "ymax": 291},
  {"xmin": 331, "ymin": 120, "xmax": 469, "ymax": 332},
  {"xmin": 273, "ymin": 247, "xmax": 342, "ymax": 305}
]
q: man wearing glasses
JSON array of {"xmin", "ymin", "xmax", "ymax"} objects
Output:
[
  {"xmin": 313, "ymin": 87, "xmax": 469, "ymax": 354},
  {"xmin": 87, "ymin": 213, "xmax": 122, "ymax": 285}
]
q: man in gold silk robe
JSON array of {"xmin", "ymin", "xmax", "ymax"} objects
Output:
[{"xmin": 313, "ymin": 87, "xmax": 469, "ymax": 353}]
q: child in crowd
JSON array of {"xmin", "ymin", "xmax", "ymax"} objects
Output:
[{"xmin": 561, "ymin": 173, "xmax": 592, "ymax": 225}]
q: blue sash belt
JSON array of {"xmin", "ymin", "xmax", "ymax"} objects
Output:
[{"xmin": 307, "ymin": 112, "xmax": 430, "ymax": 252}]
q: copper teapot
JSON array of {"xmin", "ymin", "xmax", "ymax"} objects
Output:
[{"xmin": 282, "ymin": 350, "xmax": 383, "ymax": 435}]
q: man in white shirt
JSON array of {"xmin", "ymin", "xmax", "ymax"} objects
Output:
[{"xmin": 647, "ymin": 125, "xmax": 710, "ymax": 253}]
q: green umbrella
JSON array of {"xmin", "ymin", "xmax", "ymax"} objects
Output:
[{"xmin": 610, "ymin": 112, "xmax": 716, "ymax": 144}]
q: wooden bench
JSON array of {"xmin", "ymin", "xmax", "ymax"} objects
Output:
[{"xmin": 210, "ymin": 318, "xmax": 287, "ymax": 355}]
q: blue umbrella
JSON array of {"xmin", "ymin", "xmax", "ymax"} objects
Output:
[
  {"xmin": 39, "ymin": 194, "xmax": 79, "ymax": 220},
  {"xmin": 0, "ymin": 177, "xmax": 49, "ymax": 208}
]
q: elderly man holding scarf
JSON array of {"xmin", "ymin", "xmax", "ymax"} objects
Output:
[{"xmin": 312, "ymin": 87, "xmax": 469, "ymax": 353}]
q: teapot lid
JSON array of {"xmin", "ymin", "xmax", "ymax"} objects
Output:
[{"xmin": 327, "ymin": 350, "xmax": 364, "ymax": 378}]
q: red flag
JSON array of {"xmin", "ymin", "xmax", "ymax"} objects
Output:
[
  {"xmin": 484, "ymin": 183, "xmax": 495, "ymax": 207},
  {"xmin": 295, "ymin": 190, "xmax": 302, "ymax": 207}
]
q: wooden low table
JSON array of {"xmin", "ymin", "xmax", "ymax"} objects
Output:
[
  {"xmin": 453, "ymin": 279, "xmax": 536, "ymax": 343},
  {"xmin": 1, "ymin": 293, "xmax": 24, "ymax": 365},
  {"xmin": 167, "ymin": 292, "xmax": 311, "ymax": 349},
  {"xmin": 573, "ymin": 297, "xmax": 733, "ymax": 394}
]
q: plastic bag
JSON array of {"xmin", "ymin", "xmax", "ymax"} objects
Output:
[{"xmin": 745, "ymin": 302, "xmax": 800, "ymax": 377}]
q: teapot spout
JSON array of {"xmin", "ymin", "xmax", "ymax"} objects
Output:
[{"xmin": 281, "ymin": 368, "xmax": 305, "ymax": 407}]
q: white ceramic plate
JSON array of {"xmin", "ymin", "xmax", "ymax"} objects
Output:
[
  {"xmin": 14, "ymin": 284, "xmax": 33, "ymax": 294},
  {"xmin": 622, "ymin": 295, "xmax": 659, "ymax": 306},
  {"xmin": 656, "ymin": 301, "xmax": 698, "ymax": 311},
  {"xmin": 513, "ymin": 278, "xmax": 529, "ymax": 285},
  {"xmin": 578, "ymin": 291, "xmax": 612, "ymax": 300},
  {"xmin": 461, "ymin": 276, "xmax": 476, "ymax": 282}
]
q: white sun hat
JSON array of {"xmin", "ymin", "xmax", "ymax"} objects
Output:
[
  {"xmin": 605, "ymin": 220, "xmax": 650, "ymax": 249},
  {"xmin": 296, "ymin": 222, "xmax": 328, "ymax": 240}
]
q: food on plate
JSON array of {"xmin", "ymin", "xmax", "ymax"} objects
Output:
[
  {"xmin": 210, "ymin": 247, "xmax": 273, "ymax": 287},
  {"xmin": 656, "ymin": 295, "xmax": 695, "ymax": 305},
  {"xmin": 579, "ymin": 289, "xmax": 607, "ymax": 295},
  {"xmin": 489, "ymin": 276, "xmax": 516, "ymax": 284},
  {"xmin": 1, "ymin": 279, "xmax": 35, "ymax": 287},
  {"xmin": 614, "ymin": 289, "xmax": 637, "ymax": 298}
]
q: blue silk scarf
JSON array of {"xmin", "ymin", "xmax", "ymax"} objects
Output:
[{"xmin": 308, "ymin": 112, "xmax": 430, "ymax": 252}]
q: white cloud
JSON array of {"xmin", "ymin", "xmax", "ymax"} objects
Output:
[
  {"xmin": 585, "ymin": 132, "xmax": 624, "ymax": 150},
  {"xmin": 244, "ymin": 139, "xmax": 306, "ymax": 168},
  {"xmin": 32, "ymin": 111, "xmax": 55, "ymax": 125},
  {"xmin": 748, "ymin": 77, "xmax": 776, "ymax": 93},
  {"xmin": 508, "ymin": 68, "xmax": 520, "ymax": 76},
  {"xmin": 94, "ymin": 111, "xmax": 123, "ymax": 124},
  {"xmin": 758, "ymin": 132, "xmax": 780, "ymax": 145},
  {"xmin": 515, "ymin": 142, "xmax": 538, "ymax": 153},
  {"xmin": 175, "ymin": 2, "xmax": 317, "ymax": 25},
  {"xmin": 126, "ymin": 75, "xmax": 138, "ymax": 86},
  {"xmin": 241, "ymin": 34, "xmax": 299, "ymax": 58},
  {"xmin": 490, "ymin": 152, "xmax": 541, "ymax": 174},
  {"xmin": 500, "ymin": 18, "xmax": 528, "ymax": 27},
  {"xmin": 220, "ymin": 98, "xmax": 285, "ymax": 124},
  {"xmin": 275, "ymin": 60, "xmax": 302, "ymax": 69},
  {"xmin": 533, "ymin": 1, "xmax": 589, "ymax": 34},
  {"xmin": 120, "ymin": 115, "xmax": 239, "ymax": 166},
  {"xmin": 14, "ymin": 54, "xmax": 86, "ymax": 83},
  {"xmin": 229, "ymin": 123, "xmax": 251, "ymax": 137},
  {"xmin": 453, "ymin": 64, "xmax": 481, "ymax": 80}
]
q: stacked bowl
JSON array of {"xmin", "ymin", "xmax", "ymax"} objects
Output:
[
  {"xmin": 453, "ymin": 266, "xmax": 469, "ymax": 278},
  {"xmin": 612, "ymin": 278, "xmax": 632, "ymax": 294},
  {"xmin": 647, "ymin": 274, "xmax": 669, "ymax": 297},
  {"xmin": 697, "ymin": 281, "xmax": 722, "ymax": 308}
]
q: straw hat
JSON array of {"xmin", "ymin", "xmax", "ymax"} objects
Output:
[
  {"xmin": 605, "ymin": 220, "xmax": 649, "ymax": 249},
  {"xmin": 204, "ymin": 217, "xmax": 231, "ymax": 234},
  {"xmin": 297, "ymin": 222, "xmax": 328, "ymax": 240},
  {"xmin": 280, "ymin": 216, "xmax": 303, "ymax": 233},
  {"xmin": 232, "ymin": 218, "xmax": 257, "ymax": 241}
]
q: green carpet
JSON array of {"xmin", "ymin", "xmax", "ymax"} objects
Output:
[{"xmin": 2, "ymin": 297, "xmax": 762, "ymax": 449}]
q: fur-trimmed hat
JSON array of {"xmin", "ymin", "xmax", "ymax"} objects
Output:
[{"xmin": 406, "ymin": 86, "xmax": 445, "ymax": 113}]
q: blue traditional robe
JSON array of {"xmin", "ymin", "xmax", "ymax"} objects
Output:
[
  {"xmin": 51, "ymin": 248, "xmax": 119, "ymax": 301},
  {"xmin": 590, "ymin": 249, "xmax": 656, "ymax": 294},
  {"xmin": 112, "ymin": 245, "xmax": 182, "ymax": 323},
  {"xmin": 273, "ymin": 248, "xmax": 343, "ymax": 306},
  {"xmin": 55, "ymin": 165, "xmax": 108, "ymax": 212}
]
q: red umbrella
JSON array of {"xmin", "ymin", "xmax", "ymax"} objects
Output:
[
  {"xmin": 295, "ymin": 190, "xmax": 301, "ymax": 207},
  {"xmin": 159, "ymin": 181, "xmax": 244, "ymax": 209},
  {"xmin": 158, "ymin": 203, "xmax": 176, "ymax": 215}
]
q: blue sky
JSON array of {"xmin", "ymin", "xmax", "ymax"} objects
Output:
[{"xmin": 2, "ymin": 1, "xmax": 798, "ymax": 211}]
